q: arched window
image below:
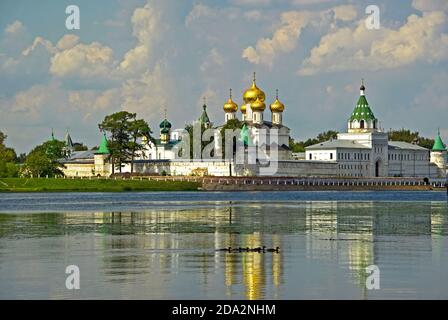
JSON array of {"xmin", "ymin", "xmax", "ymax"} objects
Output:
[{"xmin": 360, "ymin": 120, "xmax": 365, "ymax": 129}]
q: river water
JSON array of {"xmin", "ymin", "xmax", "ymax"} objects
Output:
[{"xmin": 0, "ymin": 191, "xmax": 447, "ymax": 299}]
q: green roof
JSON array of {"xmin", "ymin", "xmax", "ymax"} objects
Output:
[
  {"xmin": 432, "ymin": 132, "xmax": 446, "ymax": 151},
  {"xmin": 159, "ymin": 118, "xmax": 172, "ymax": 129},
  {"xmin": 96, "ymin": 132, "xmax": 110, "ymax": 154},
  {"xmin": 349, "ymin": 94, "xmax": 376, "ymax": 122},
  {"xmin": 199, "ymin": 104, "xmax": 210, "ymax": 125}
]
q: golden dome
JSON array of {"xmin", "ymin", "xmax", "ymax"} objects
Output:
[
  {"xmin": 223, "ymin": 89, "xmax": 238, "ymax": 113},
  {"xmin": 250, "ymin": 96, "xmax": 266, "ymax": 112},
  {"xmin": 243, "ymin": 72, "xmax": 265, "ymax": 104},
  {"xmin": 240, "ymin": 103, "xmax": 247, "ymax": 113},
  {"xmin": 270, "ymin": 89, "xmax": 285, "ymax": 112}
]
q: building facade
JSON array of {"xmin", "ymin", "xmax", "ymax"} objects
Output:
[
  {"xmin": 305, "ymin": 82, "xmax": 445, "ymax": 178},
  {"xmin": 60, "ymin": 77, "xmax": 446, "ymax": 179}
]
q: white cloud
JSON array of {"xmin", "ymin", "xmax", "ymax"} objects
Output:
[
  {"xmin": 5, "ymin": 20, "xmax": 25, "ymax": 35},
  {"xmin": 117, "ymin": 2, "xmax": 160, "ymax": 75},
  {"xmin": 56, "ymin": 34, "xmax": 80, "ymax": 50},
  {"xmin": 242, "ymin": 5, "xmax": 357, "ymax": 67},
  {"xmin": 120, "ymin": 62, "xmax": 171, "ymax": 121},
  {"xmin": 332, "ymin": 5, "xmax": 357, "ymax": 21},
  {"xmin": 2, "ymin": 82, "xmax": 64, "ymax": 121},
  {"xmin": 242, "ymin": 11, "xmax": 315, "ymax": 67},
  {"xmin": 22, "ymin": 37, "xmax": 57, "ymax": 56},
  {"xmin": 299, "ymin": 11, "xmax": 448, "ymax": 75},
  {"xmin": 50, "ymin": 42, "xmax": 114, "ymax": 78}
]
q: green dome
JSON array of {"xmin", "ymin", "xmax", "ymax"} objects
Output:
[
  {"xmin": 160, "ymin": 127, "xmax": 170, "ymax": 134},
  {"xmin": 432, "ymin": 132, "xmax": 446, "ymax": 151},
  {"xmin": 159, "ymin": 119, "xmax": 172, "ymax": 129}
]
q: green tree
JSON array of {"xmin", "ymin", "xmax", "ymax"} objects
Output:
[
  {"xmin": 99, "ymin": 111, "xmax": 152, "ymax": 173},
  {"xmin": 99, "ymin": 111, "xmax": 135, "ymax": 173},
  {"xmin": 128, "ymin": 118, "xmax": 153, "ymax": 173},
  {"xmin": 290, "ymin": 130, "xmax": 339, "ymax": 153},
  {"xmin": 0, "ymin": 131, "xmax": 17, "ymax": 163},
  {"xmin": 23, "ymin": 139, "xmax": 65, "ymax": 177},
  {"xmin": 0, "ymin": 130, "xmax": 19, "ymax": 177},
  {"xmin": 388, "ymin": 129, "xmax": 434, "ymax": 149},
  {"xmin": 73, "ymin": 143, "xmax": 88, "ymax": 151}
]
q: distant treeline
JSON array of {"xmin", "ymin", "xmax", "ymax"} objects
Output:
[{"xmin": 289, "ymin": 129, "xmax": 435, "ymax": 153}]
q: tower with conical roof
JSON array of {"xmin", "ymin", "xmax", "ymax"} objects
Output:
[
  {"xmin": 430, "ymin": 129, "xmax": 447, "ymax": 178},
  {"xmin": 348, "ymin": 79, "xmax": 379, "ymax": 133},
  {"xmin": 64, "ymin": 129, "xmax": 74, "ymax": 157},
  {"xmin": 199, "ymin": 98, "xmax": 212, "ymax": 128},
  {"xmin": 94, "ymin": 131, "xmax": 110, "ymax": 176}
]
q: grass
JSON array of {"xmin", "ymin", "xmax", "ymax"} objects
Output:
[{"xmin": 0, "ymin": 177, "xmax": 201, "ymax": 192}]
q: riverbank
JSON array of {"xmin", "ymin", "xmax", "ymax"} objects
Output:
[
  {"xmin": 0, "ymin": 176, "xmax": 445, "ymax": 192},
  {"xmin": 0, "ymin": 178, "xmax": 201, "ymax": 192}
]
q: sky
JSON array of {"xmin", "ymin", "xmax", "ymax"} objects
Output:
[{"xmin": 0, "ymin": 0, "xmax": 447, "ymax": 153}]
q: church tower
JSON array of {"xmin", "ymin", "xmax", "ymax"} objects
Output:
[
  {"xmin": 348, "ymin": 80, "xmax": 379, "ymax": 133},
  {"xmin": 270, "ymin": 89, "xmax": 285, "ymax": 125},
  {"xmin": 159, "ymin": 117, "xmax": 172, "ymax": 144},
  {"xmin": 430, "ymin": 130, "xmax": 447, "ymax": 178},
  {"xmin": 94, "ymin": 131, "xmax": 110, "ymax": 176},
  {"xmin": 198, "ymin": 99, "xmax": 212, "ymax": 129},
  {"xmin": 223, "ymin": 89, "xmax": 238, "ymax": 123},
  {"xmin": 64, "ymin": 129, "xmax": 74, "ymax": 157},
  {"xmin": 242, "ymin": 72, "xmax": 266, "ymax": 123}
]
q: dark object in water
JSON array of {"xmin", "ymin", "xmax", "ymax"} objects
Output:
[
  {"xmin": 266, "ymin": 246, "xmax": 280, "ymax": 253},
  {"xmin": 216, "ymin": 247, "xmax": 231, "ymax": 252}
]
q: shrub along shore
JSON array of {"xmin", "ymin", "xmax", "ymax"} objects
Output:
[{"xmin": 0, "ymin": 178, "xmax": 201, "ymax": 192}]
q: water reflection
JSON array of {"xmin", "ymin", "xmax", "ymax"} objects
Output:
[{"xmin": 0, "ymin": 200, "xmax": 447, "ymax": 299}]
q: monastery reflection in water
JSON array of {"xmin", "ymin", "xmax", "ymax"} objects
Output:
[{"xmin": 4, "ymin": 202, "xmax": 447, "ymax": 299}]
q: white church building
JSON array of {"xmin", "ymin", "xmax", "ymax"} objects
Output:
[
  {"xmin": 305, "ymin": 81, "xmax": 445, "ymax": 178},
  {"xmin": 59, "ymin": 76, "xmax": 446, "ymax": 179}
]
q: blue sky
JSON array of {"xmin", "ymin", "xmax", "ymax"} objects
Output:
[{"xmin": 0, "ymin": 0, "xmax": 447, "ymax": 153}]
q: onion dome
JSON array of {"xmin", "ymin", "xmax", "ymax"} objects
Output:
[
  {"xmin": 224, "ymin": 89, "xmax": 238, "ymax": 113},
  {"xmin": 250, "ymin": 96, "xmax": 266, "ymax": 112},
  {"xmin": 432, "ymin": 129, "xmax": 446, "ymax": 151},
  {"xmin": 159, "ymin": 118, "xmax": 172, "ymax": 129},
  {"xmin": 240, "ymin": 103, "xmax": 247, "ymax": 114},
  {"xmin": 243, "ymin": 72, "xmax": 265, "ymax": 104},
  {"xmin": 270, "ymin": 89, "xmax": 285, "ymax": 113}
]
